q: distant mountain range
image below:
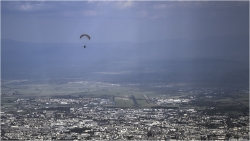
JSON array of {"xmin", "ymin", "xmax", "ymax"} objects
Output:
[{"xmin": 1, "ymin": 35, "xmax": 249, "ymax": 85}]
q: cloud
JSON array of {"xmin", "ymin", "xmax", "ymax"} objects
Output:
[
  {"xmin": 18, "ymin": 2, "xmax": 46, "ymax": 11},
  {"xmin": 115, "ymin": 1, "xmax": 135, "ymax": 9},
  {"xmin": 2, "ymin": 1, "xmax": 103, "ymax": 18},
  {"xmin": 1, "ymin": 1, "xmax": 56, "ymax": 13},
  {"xmin": 20, "ymin": 3, "xmax": 32, "ymax": 11}
]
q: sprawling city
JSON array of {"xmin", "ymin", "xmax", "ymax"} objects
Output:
[{"xmin": 1, "ymin": 79, "xmax": 249, "ymax": 140}]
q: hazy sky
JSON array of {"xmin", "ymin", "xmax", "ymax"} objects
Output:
[{"xmin": 1, "ymin": 1, "xmax": 249, "ymax": 43}]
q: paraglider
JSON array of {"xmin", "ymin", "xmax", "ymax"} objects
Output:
[{"xmin": 80, "ymin": 34, "xmax": 90, "ymax": 48}]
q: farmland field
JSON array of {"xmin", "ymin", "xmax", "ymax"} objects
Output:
[
  {"xmin": 1, "ymin": 79, "xmax": 163, "ymax": 108},
  {"xmin": 1, "ymin": 79, "xmax": 248, "ymax": 111}
]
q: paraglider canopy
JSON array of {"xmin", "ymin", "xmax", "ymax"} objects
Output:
[
  {"xmin": 80, "ymin": 34, "xmax": 90, "ymax": 48},
  {"xmin": 80, "ymin": 34, "xmax": 91, "ymax": 40}
]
